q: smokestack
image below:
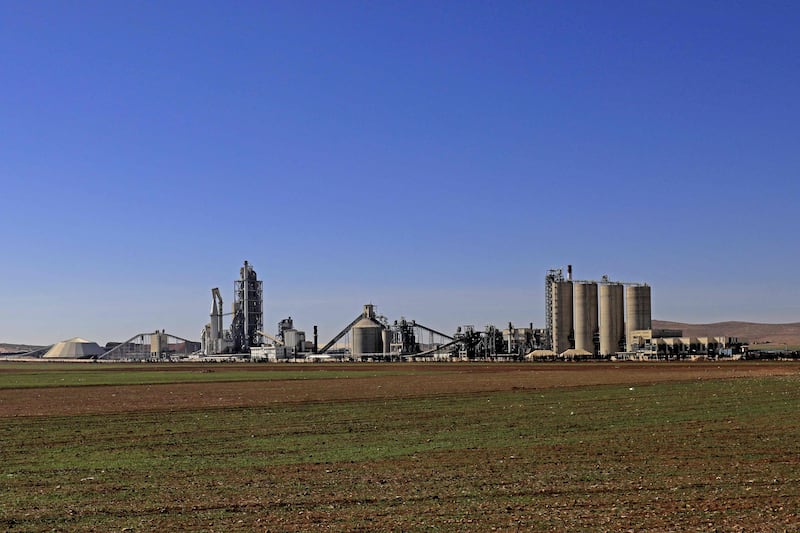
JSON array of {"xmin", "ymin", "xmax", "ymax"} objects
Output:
[
  {"xmin": 567, "ymin": 264, "xmax": 573, "ymax": 281},
  {"xmin": 313, "ymin": 325, "xmax": 318, "ymax": 354}
]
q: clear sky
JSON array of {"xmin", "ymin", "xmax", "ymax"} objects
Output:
[{"xmin": 2, "ymin": 1, "xmax": 798, "ymax": 345}]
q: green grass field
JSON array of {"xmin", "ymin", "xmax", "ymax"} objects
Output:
[{"xmin": 2, "ymin": 368, "xmax": 800, "ymax": 530}]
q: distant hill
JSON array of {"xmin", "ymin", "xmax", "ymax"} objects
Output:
[
  {"xmin": 653, "ymin": 321, "xmax": 800, "ymax": 346},
  {"xmin": 0, "ymin": 343, "xmax": 46, "ymax": 355}
]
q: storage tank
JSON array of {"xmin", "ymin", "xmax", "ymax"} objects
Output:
[
  {"xmin": 284, "ymin": 329, "xmax": 306, "ymax": 352},
  {"xmin": 352, "ymin": 318, "xmax": 383, "ymax": 356},
  {"xmin": 382, "ymin": 329, "xmax": 392, "ymax": 356},
  {"xmin": 599, "ymin": 283, "xmax": 624, "ymax": 356},
  {"xmin": 574, "ymin": 282, "xmax": 598, "ymax": 355},
  {"xmin": 151, "ymin": 330, "xmax": 168, "ymax": 357},
  {"xmin": 626, "ymin": 285, "xmax": 652, "ymax": 351},
  {"xmin": 551, "ymin": 280, "xmax": 573, "ymax": 354}
]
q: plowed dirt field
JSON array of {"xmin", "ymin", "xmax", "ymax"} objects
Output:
[
  {"xmin": 0, "ymin": 362, "xmax": 793, "ymax": 417},
  {"xmin": 2, "ymin": 362, "xmax": 799, "ymax": 531}
]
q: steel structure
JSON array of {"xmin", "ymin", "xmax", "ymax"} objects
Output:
[
  {"xmin": 544, "ymin": 268, "xmax": 564, "ymax": 350},
  {"xmin": 230, "ymin": 260, "xmax": 263, "ymax": 353},
  {"xmin": 317, "ymin": 304, "xmax": 454, "ymax": 360},
  {"xmin": 101, "ymin": 330, "xmax": 200, "ymax": 360}
]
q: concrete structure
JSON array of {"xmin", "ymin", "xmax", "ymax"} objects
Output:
[
  {"xmin": 627, "ymin": 328, "xmax": 682, "ymax": 354},
  {"xmin": 627, "ymin": 329, "xmax": 742, "ymax": 358},
  {"xmin": 547, "ymin": 267, "xmax": 653, "ymax": 358},
  {"xmin": 151, "ymin": 330, "xmax": 169, "ymax": 357},
  {"xmin": 574, "ymin": 282, "xmax": 598, "ymax": 355},
  {"xmin": 550, "ymin": 280, "xmax": 573, "ymax": 354},
  {"xmin": 43, "ymin": 337, "xmax": 104, "ymax": 359},
  {"xmin": 283, "ymin": 329, "xmax": 306, "ymax": 353},
  {"xmin": 382, "ymin": 329, "xmax": 392, "ymax": 356},
  {"xmin": 599, "ymin": 282, "xmax": 624, "ymax": 356},
  {"xmin": 250, "ymin": 345, "xmax": 291, "ymax": 361},
  {"xmin": 352, "ymin": 305, "xmax": 384, "ymax": 356},
  {"xmin": 625, "ymin": 285, "xmax": 652, "ymax": 351}
]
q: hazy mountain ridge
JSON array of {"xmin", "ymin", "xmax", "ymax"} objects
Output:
[
  {"xmin": 653, "ymin": 321, "xmax": 800, "ymax": 345},
  {"xmin": 0, "ymin": 344, "xmax": 45, "ymax": 354}
]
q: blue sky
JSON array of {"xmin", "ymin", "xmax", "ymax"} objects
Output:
[{"xmin": 1, "ymin": 1, "xmax": 798, "ymax": 345}]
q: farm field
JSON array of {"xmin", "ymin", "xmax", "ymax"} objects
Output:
[{"xmin": 2, "ymin": 362, "xmax": 800, "ymax": 531}]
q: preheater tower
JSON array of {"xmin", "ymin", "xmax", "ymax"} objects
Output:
[{"xmin": 230, "ymin": 260, "xmax": 263, "ymax": 353}]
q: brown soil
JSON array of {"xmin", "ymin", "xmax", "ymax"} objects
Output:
[{"xmin": 1, "ymin": 362, "xmax": 797, "ymax": 418}]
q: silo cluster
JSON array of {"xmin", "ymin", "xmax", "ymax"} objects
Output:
[{"xmin": 546, "ymin": 267, "xmax": 651, "ymax": 357}]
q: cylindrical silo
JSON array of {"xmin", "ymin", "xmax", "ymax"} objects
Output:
[
  {"xmin": 352, "ymin": 318, "xmax": 383, "ymax": 356},
  {"xmin": 551, "ymin": 280, "xmax": 573, "ymax": 355},
  {"xmin": 151, "ymin": 332, "xmax": 163, "ymax": 356},
  {"xmin": 599, "ymin": 283, "xmax": 624, "ymax": 356},
  {"xmin": 382, "ymin": 328, "xmax": 391, "ymax": 356},
  {"xmin": 626, "ymin": 285, "xmax": 652, "ymax": 351},
  {"xmin": 574, "ymin": 282, "xmax": 598, "ymax": 355},
  {"xmin": 284, "ymin": 329, "xmax": 306, "ymax": 352}
]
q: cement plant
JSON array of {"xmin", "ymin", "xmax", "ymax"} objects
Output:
[{"xmin": 5, "ymin": 260, "xmax": 752, "ymax": 363}]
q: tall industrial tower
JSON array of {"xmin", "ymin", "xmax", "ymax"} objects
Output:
[
  {"xmin": 544, "ymin": 268, "xmax": 563, "ymax": 351},
  {"xmin": 230, "ymin": 260, "xmax": 263, "ymax": 353}
]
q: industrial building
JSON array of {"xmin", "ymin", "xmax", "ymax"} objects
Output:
[
  {"xmin": 545, "ymin": 266, "xmax": 651, "ymax": 357},
  {"xmin": 544, "ymin": 265, "xmax": 743, "ymax": 360},
  {"xmin": 16, "ymin": 332, "xmax": 200, "ymax": 361},
  {"xmin": 191, "ymin": 261, "xmax": 742, "ymax": 362},
  {"xmin": 201, "ymin": 261, "xmax": 263, "ymax": 355},
  {"xmin": 102, "ymin": 331, "xmax": 200, "ymax": 360},
  {"xmin": 43, "ymin": 338, "xmax": 105, "ymax": 359},
  {"xmin": 8, "ymin": 260, "xmax": 744, "ymax": 363},
  {"xmin": 626, "ymin": 329, "xmax": 742, "ymax": 359}
]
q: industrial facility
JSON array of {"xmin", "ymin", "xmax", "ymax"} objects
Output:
[
  {"xmin": 19, "ymin": 331, "xmax": 201, "ymax": 361},
  {"xmin": 196, "ymin": 261, "xmax": 741, "ymax": 362},
  {"xmin": 8, "ymin": 261, "xmax": 744, "ymax": 362},
  {"xmin": 543, "ymin": 265, "xmax": 741, "ymax": 360},
  {"xmin": 201, "ymin": 260, "xmax": 263, "ymax": 355},
  {"xmin": 545, "ymin": 265, "xmax": 652, "ymax": 357}
]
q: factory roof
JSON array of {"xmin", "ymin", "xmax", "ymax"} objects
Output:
[
  {"xmin": 353, "ymin": 318, "xmax": 382, "ymax": 329},
  {"xmin": 526, "ymin": 349, "xmax": 556, "ymax": 358},
  {"xmin": 559, "ymin": 348, "xmax": 593, "ymax": 358},
  {"xmin": 43, "ymin": 337, "xmax": 105, "ymax": 359}
]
